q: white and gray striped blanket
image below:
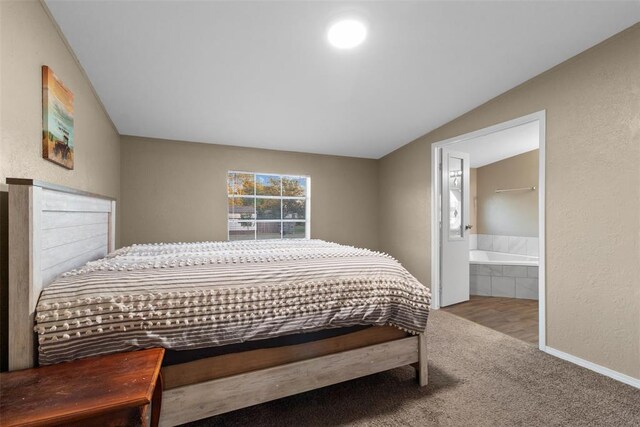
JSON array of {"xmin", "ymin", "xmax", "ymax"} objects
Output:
[{"xmin": 35, "ymin": 240, "xmax": 430, "ymax": 365}]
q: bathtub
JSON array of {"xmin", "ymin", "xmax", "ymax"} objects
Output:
[
  {"xmin": 469, "ymin": 250, "xmax": 539, "ymax": 299},
  {"xmin": 469, "ymin": 249, "xmax": 538, "ymax": 267}
]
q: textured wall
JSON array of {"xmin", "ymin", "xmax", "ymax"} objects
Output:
[
  {"xmin": 120, "ymin": 136, "xmax": 379, "ymax": 251},
  {"xmin": 0, "ymin": 0, "xmax": 121, "ymax": 371},
  {"xmin": 477, "ymin": 150, "xmax": 538, "ymax": 237},
  {"xmin": 1, "ymin": 0, "xmax": 638, "ymax": 382},
  {"xmin": 379, "ymin": 24, "xmax": 640, "ymax": 378},
  {"xmin": 0, "ymin": 1, "xmax": 120, "ymax": 201}
]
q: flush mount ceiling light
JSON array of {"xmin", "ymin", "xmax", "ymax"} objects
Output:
[{"xmin": 327, "ymin": 19, "xmax": 367, "ymax": 49}]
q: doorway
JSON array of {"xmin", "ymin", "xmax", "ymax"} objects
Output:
[{"xmin": 431, "ymin": 111, "xmax": 546, "ymax": 349}]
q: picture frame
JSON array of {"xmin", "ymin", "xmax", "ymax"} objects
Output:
[{"xmin": 42, "ymin": 65, "xmax": 74, "ymax": 169}]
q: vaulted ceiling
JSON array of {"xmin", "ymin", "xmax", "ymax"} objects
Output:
[{"xmin": 45, "ymin": 1, "xmax": 640, "ymax": 158}]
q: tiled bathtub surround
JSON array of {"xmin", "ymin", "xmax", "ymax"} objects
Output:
[
  {"xmin": 470, "ymin": 264, "xmax": 539, "ymax": 299},
  {"xmin": 472, "ymin": 234, "xmax": 539, "ymax": 257},
  {"xmin": 469, "ymin": 234, "xmax": 478, "ymax": 250}
]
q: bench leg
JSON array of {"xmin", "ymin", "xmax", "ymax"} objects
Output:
[{"xmin": 151, "ymin": 373, "xmax": 163, "ymax": 427}]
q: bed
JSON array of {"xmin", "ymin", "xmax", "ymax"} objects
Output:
[{"xmin": 7, "ymin": 178, "xmax": 431, "ymax": 426}]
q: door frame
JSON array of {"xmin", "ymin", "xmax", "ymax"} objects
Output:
[{"xmin": 430, "ymin": 110, "xmax": 546, "ymax": 350}]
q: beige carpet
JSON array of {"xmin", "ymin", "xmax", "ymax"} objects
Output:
[{"xmin": 188, "ymin": 310, "xmax": 640, "ymax": 426}]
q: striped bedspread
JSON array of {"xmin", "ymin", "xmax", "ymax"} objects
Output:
[{"xmin": 35, "ymin": 240, "xmax": 431, "ymax": 365}]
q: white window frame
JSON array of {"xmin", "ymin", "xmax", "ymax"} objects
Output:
[{"xmin": 227, "ymin": 170, "xmax": 311, "ymax": 240}]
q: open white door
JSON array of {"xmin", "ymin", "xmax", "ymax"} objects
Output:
[{"xmin": 440, "ymin": 149, "xmax": 471, "ymax": 307}]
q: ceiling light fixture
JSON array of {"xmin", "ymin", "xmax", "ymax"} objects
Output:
[{"xmin": 327, "ymin": 19, "xmax": 367, "ymax": 49}]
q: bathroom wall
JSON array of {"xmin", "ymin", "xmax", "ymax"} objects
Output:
[
  {"xmin": 476, "ymin": 150, "xmax": 539, "ymax": 237},
  {"xmin": 475, "ymin": 234, "xmax": 539, "ymax": 257},
  {"xmin": 469, "ymin": 168, "xmax": 477, "ymax": 235}
]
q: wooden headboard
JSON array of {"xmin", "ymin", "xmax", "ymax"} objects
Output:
[{"xmin": 7, "ymin": 178, "xmax": 116, "ymax": 370}]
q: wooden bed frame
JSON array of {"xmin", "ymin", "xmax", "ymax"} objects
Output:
[{"xmin": 7, "ymin": 179, "xmax": 428, "ymax": 427}]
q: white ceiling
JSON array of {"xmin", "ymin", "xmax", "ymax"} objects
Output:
[
  {"xmin": 45, "ymin": 1, "xmax": 640, "ymax": 159},
  {"xmin": 453, "ymin": 121, "xmax": 539, "ymax": 168}
]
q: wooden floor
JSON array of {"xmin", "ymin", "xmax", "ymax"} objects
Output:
[{"xmin": 442, "ymin": 296, "xmax": 538, "ymax": 345}]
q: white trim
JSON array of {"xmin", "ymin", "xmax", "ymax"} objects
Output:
[
  {"xmin": 537, "ymin": 114, "xmax": 546, "ymax": 350},
  {"xmin": 229, "ymin": 219, "xmax": 306, "ymax": 223},
  {"xmin": 430, "ymin": 151, "xmax": 440, "ymax": 309},
  {"xmin": 306, "ymin": 178, "xmax": 311, "ymax": 239},
  {"xmin": 228, "ymin": 170, "xmax": 311, "ymax": 179},
  {"xmin": 544, "ymin": 346, "xmax": 640, "ymax": 389},
  {"xmin": 230, "ymin": 195, "xmax": 306, "ymax": 200},
  {"xmin": 430, "ymin": 111, "xmax": 546, "ymax": 351}
]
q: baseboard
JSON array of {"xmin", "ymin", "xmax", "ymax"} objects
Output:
[{"xmin": 544, "ymin": 346, "xmax": 640, "ymax": 389}]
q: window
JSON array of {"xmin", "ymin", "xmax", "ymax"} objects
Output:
[{"xmin": 227, "ymin": 171, "xmax": 310, "ymax": 240}]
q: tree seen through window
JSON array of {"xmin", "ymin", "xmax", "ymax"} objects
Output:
[{"xmin": 228, "ymin": 172, "xmax": 309, "ymax": 240}]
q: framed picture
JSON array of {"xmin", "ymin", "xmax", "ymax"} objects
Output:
[{"xmin": 42, "ymin": 65, "xmax": 74, "ymax": 169}]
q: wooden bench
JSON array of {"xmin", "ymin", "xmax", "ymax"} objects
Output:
[{"xmin": 0, "ymin": 348, "xmax": 164, "ymax": 427}]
